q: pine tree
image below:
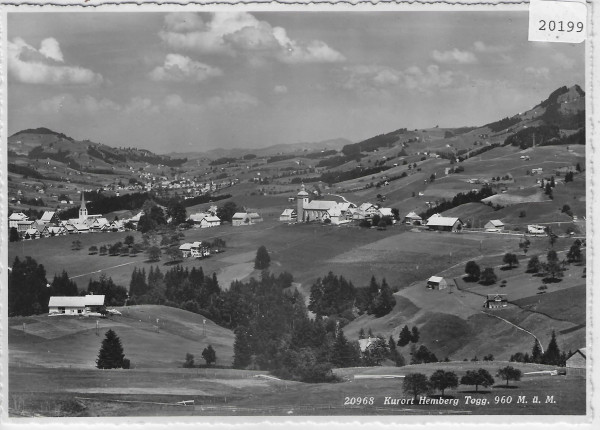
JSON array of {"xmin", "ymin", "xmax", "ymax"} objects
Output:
[
  {"xmin": 542, "ymin": 330, "xmax": 561, "ymax": 365},
  {"xmin": 411, "ymin": 326, "xmax": 420, "ymax": 343},
  {"xmin": 254, "ymin": 245, "xmax": 271, "ymax": 270},
  {"xmin": 233, "ymin": 326, "xmax": 253, "ymax": 369},
  {"xmin": 398, "ymin": 325, "xmax": 412, "ymax": 347},
  {"xmin": 96, "ymin": 329, "xmax": 126, "ymax": 369},
  {"xmin": 531, "ymin": 339, "xmax": 543, "ymax": 363},
  {"xmin": 369, "ymin": 279, "xmax": 396, "ymax": 317}
]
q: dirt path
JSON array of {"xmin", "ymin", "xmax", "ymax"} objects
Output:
[{"xmin": 69, "ymin": 261, "xmax": 139, "ymax": 279}]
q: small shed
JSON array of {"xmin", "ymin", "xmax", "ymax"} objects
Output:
[
  {"xmin": 484, "ymin": 294, "xmax": 508, "ymax": 309},
  {"xmin": 427, "ymin": 276, "xmax": 447, "ymax": 290},
  {"xmin": 566, "ymin": 348, "xmax": 586, "ymax": 376},
  {"xmin": 485, "ymin": 219, "xmax": 505, "ymax": 231}
]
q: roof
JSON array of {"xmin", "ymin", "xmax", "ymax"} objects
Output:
[
  {"xmin": 179, "ymin": 243, "xmax": 193, "ymax": 250},
  {"xmin": 359, "ymin": 203, "xmax": 376, "ymax": 211},
  {"xmin": 486, "ymin": 294, "xmax": 507, "ymax": 300},
  {"xmin": 9, "ymin": 212, "xmax": 28, "ymax": 221},
  {"xmin": 232, "ymin": 212, "xmax": 247, "ymax": 219},
  {"xmin": 48, "ymin": 295, "xmax": 105, "ymax": 307},
  {"xmin": 426, "ymin": 216, "xmax": 461, "ymax": 227},
  {"xmin": 47, "ymin": 226, "xmax": 64, "ymax": 234},
  {"xmin": 428, "ymin": 276, "xmax": 444, "ymax": 283},
  {"xmin": 487, "ymin": 219, "xmax": 504, "ymax": 227},
  {"xmin": 25, "ymin": 228, "xmax": 39, "ymax": 235},
  {"xmin": 405, "ymin": 211, "xmax": 422, "ymax": 220},
  {"xmin": 304, "ymin": 200, "xmax": 338, "ymax": 211},
  {"xmin": 189, "ymin": 212, "xmax": 208, "ymax": 222},
  {"xmin": 202, "ymin": 216, "xmax": 221, "ymax": 222},
  {"xmin": 40, "ymin": 211, "xmax": 56, "ymax": 222},
  {"xmin": 378, "ymin": 208, "xmax": 393, "ymax": 217},
  {"xmin": 191, "ymin": 241, "xmax": 203, "ymax": 247},
  {"xmin": 247, "ymin": 212, "xmax": 262, "ymax": 219},
  {"xmin": 281, "ymin": 209, "xmax": 296, "ymax": 216}
]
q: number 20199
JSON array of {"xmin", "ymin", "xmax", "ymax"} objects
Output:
[{"xmin": 539, "ymin": 20, "xmax": 584, "ymax": 33}]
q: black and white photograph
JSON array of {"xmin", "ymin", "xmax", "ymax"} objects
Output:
[{"xmin": 1, "ymin": 1, "xmax": 596, "ymax": 425}]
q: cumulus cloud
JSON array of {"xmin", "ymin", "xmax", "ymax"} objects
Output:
[
  {"xmin": 159, "ymin": 12, "xmax": 345, "ymax": 64},
  {"xmin": 432, "ymin": 48, "xmax": 478, "ymax": 64},
  {"xmin": 525, "ymin": 66, "xmax": 551, "ymax": 80},
  {"xmin": 340, "ymin": 64, "xmax": 455, "ymax": 95},
  {"xmin": 207, "ymin": 91, "xmax": 259, "ymax": 110},
  {"xmin": 31, "ymin": 94, "xmax": 120, "ymax": 115},
  {"xmin": 551, "ymin": 52, "xmax": 575, "ymax": 70},
  {"xmin": 149, "ymin": 53, "xmax": 222, "ymax": 82},
  {"xmin": 273, "ymin": 85, "xmax": 288, "ymax": 94},
  {"xmin": 473, "ymin": 41, "xmax": 511, "ymax": 53},
  {"xmin": 8, "ymin": 37, "xmax": 103, "ymax": 85}
]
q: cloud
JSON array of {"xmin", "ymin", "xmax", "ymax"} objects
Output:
[
  {"xmin": 340, "ymin": 64, "xmax": 455, "ymax": 95},
  {"xmin": 207, "ymin": 91, "xmax": 259, "ymax": 110},
  {"xmin": 525, "ymin": 66, "xmax": 550, "ymax": 80},
  {"xmin": 551, "ymin": 52, "xmax": 575, "ymax": 70},
  {"xmin": 159, "ymin": 12, "xmax": 345, "ymax": 64},
  {"xmin": 8, "ymin": 37, "xmax": 103, "ymax": 85},
  {"xmin": 32, "ymin": 94, "xmax": 120, "ymax": 115},
  {"xmin": 432, "ymin": 48, "xmax": 478, "ymax": 64},
  {"xmin": 273, "ymin": 85, "xmax": 288, "ymax": 94},
  {"xmin": 149, "ymin": 54, "xmax": 222, "ymax": 82},
  {"xmin": 473, "ymin": 41, "xmax": 511, "ymax": 53}
]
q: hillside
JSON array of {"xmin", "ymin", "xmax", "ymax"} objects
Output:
[{"xmin": 9, "ymin": 305, "xmax": 235, "ymax": 368}]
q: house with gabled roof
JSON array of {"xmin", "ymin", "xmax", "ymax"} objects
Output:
[
  {"xmin": 484, "ymin": 219, "xmax": 505, "ymax": 231},
  {"xmin": 484, "ymin": 294, "xmax": 508, "ymax": 309},
  {"xmin": 404, "ymin": 211, "xmax": 423, "ymax": 225},
  {"xmin": 48, "ymin": 294, "xmax": 105, "ymax": 315},
  {"xmin": 566, "ymin": 348, "xmax": 586, "ymax": 375},
  {"xmin": 40, "ymin": 211, "xmax": 59, "ymax": 226},
  {"xmin": 426, "ymin": 214, "xmax": 463, "ymax": 232}
]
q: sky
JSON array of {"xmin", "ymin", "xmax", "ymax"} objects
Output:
[{"xmin": 7, "ymin": 11, "xmax": 585, "ymax": 154}]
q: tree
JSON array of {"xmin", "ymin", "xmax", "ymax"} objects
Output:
[
  {"xmin": 398, "ymin": 325, "xmax": 412, "ymax": 347},
  {"xmin": 403, "ymin": 373, "xmax": 430, "ymax": 401},
  {"xmin": 202, "ymin": 345, "xmax": 217, "ymax": 366},
  {"xmin": 8, "ymin": 256, "xmax": 50, "ymax": 317},
  {"xmin": 531, "ymin": 339, "xmax": 543, "ymax": 364},
  {"xmin": 503, "ymin": 253, "xmax": 519, "ymax": 269},
  {"xmin": 479, "ymin": 267, "xmax": 497, "ymax": 285},
  {"xmin": 460, "ymin": 369, "xmax": 494, "ymax": 392},
  {"xmin": 411, "ymin": 326, "xmax": 420, "ymax": 344},
  {"xmin": 576, "ymin": 162, "xmax": 582, "ymax": 172},
  {"xmin": 527, "ymin": 256, "xmax": 541, "ymax": 273},
  {"xmin": 183, "ymin": 353, "xmax": 195, "ymax": 368},
  {"xmin": 166, "ymin": 247, "xmax": 183, "ymax": 263},
  {"xmin": 72, "ymin": 240, "xmax": 82, "ymax": 251},
  {"xmin": 96, "ymin": 329, "xmax": 126, "ymax": 369},
  {"xmin": 254, "ymin": 245, "xmax": 271, "ymax": 270},
  {"xmin": 233, "ymin": 327, "xmax": 253, "ymax": 369},
  {"xmin": 543, "ymin": 250, "xmax": 564, "ymax": 280},
  {"xmin": 99, "ymin": 245, "xmax": 108, "ymax": 256},
  {"xmin": 167, "ymin": 199, "xmax": 187, "ymax": 225},
  {"xmin": 370, "ymin": 279, "xmax": 396, "ymax": 317},
  {"xmin": 217, "ymin": 201, "xmax": 241, "ymax": 223},
  {"xmin": 497, "ymin": 366, "xmax": 522, "ymax": 387},
  {"xmin": 124, "ymin": 235, "xmax": 135, "ymax": 247},
  {"xmin": 542, "ymin": 330, "xmax": 561, "ymax": 365},
  {"xmin": 89, "ymin": 245, "xmax": 98, "ymax": 255},
  {"xmin": 331, "ymin": 329, "xmax": 360, "ymax": 368},
  {"xmin": 50, "ymin": 270, "xmax": 78, "ymax": 296},
  {"xmin": 545, "ymin": 182, "xmax": 553, "ymax": 199},
  {"xmin": 429, "ymin": 370, "xmax": 459, "ymax": 396},
  {"xmin": 147, "ymin": 246, "xmax": 161, "ymax": 262},
  {"xmin": 567, "ymin": 242, "xmax": 582, "ymax": 264},
  {"xmin": 9, "ymin": 227, "xmax": 20, "ymax": 242},
  {"xmin": 465, "ymin": 261, "xmax": 481, "ymax": 281}
]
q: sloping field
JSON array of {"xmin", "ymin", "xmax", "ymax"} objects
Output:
[{"xmin": 9, "ymin": 305, "xmax": 235, "ymax": 368}]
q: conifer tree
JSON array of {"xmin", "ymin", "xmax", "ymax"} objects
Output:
[
  {"xmin": 398, "ymin": 325, "xmax": 412, "ymax": 347},
  {"xmin": 233, "ymin": 326, "xmax": 253, "ymax": 369},
  {"xmin": 411, "ymin": 326, "xmax": 420, "ymax": 343},
  {"xmin": 531, "ymin": 339, "xmax": 543, "ymax": 363},
  {"xmin": 543, "ymin": 330, "xmax": 561, "ymax": 365},
  {"xmin": 96, "ymin": 329, "xmax": 126, "ymax": 369},
  {"xmin": 202, "ymin": 345, "xmax": 217, "ymax": 366},
  {"xmin": 254, "ymin": 245, "xmax": 271, "ymax": 270}
]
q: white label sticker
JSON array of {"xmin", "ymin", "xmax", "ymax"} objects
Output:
[{"xmin": 529, "ymin": 0, "xmax": 587, "ymax": 43}]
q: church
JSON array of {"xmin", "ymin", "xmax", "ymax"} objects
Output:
[
  {"xmin": 63, "ymin": 192, "xmax": 109, "ymax": 233},
  {"xmin": 294, "ymin": 185, "xmax": 354, "ymax": 225}
]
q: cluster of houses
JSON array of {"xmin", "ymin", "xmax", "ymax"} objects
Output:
[
  {"xmin": 8, "ymin": 193, "xmax": 141, "ymax": 239},
  {"xmin": 279, "ymin": 185, "xmax": 396, "ymax": 225},
  {"xmin": 188, "ymin": 205, "xmax": 221, "ymax": 228}
]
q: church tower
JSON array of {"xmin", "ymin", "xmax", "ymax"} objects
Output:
[
  {"xmin": 297, "ymin": 184, "xmax": 309, "ymax": 222},
  {"xmin": 79, "ymin": 191, "xmax": 88, "ymax": 221}
]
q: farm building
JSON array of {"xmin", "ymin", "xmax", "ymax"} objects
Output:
[
  {"xmin": 23, "ymin": 228, "xmax": 41, "ymax": 240},
  {"xmin": 403, "ymin": 212, "xmax": 423, "ymax": 225},
  {"xmin": 378, "ymin": 207, "xmax": 395, "ymax": 221},
  {"xmin": 484, "ymin": 294, "xmax": 508, "ymax": 309},
  {"xmin": 352, "ymin": 203, "xmax": 379, "ymax": 221},
  {"xmin": 189, "ymin": 213, "xmax": 221, "ymax": 228},
  {"xmin": 279, "ymin": 208, "xmax": 297, "ymax": 222},
  {"xmin": 426, "ymin": 214, "xmax": 463, "ymax": 232},
  {"xmin": 527, "ymin": 224, "xmax": 547, "ymax": 235},
  {"xmin": 426, "ymin": 276, "xmax": 448, "ymax": 290},
  {"xmin": 48, "ymin": 295, "xmax": 105, "ymax": 315},
  {"xmin": 565, "ymin": 348, "xmax": 586, "ymax": 376},
  {"xmin": 485, "ymin": 219, "xmax": 505, "ymax": 231},
  {"xmin": 190, "ymin": 241, "xmax": 210, "ymax": 258},
  {"xmin": 232, "ymin": 212, "xmax": 263, "ymax": 226},
  {"xmin": 179, "ymin": 243, "xmax": 193, "ymax": 258},
  {"xmin": 40, "ymin": 211, "xmax": 60, "ymax": 226}
]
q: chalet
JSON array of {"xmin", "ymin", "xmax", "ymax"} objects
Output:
[
  {"xmin": 403, "ymin": 212, "xmax": 423, "ymax": 225},
  {"xmin": 48, "ymin": 294, "xmax": 105, "ymax": 315},
  {"xmin": 232, "ymin": 212, "xmax": 263, "ymax": 226},
  {"xmin": 426, "ymin": 214, "xmax": 463, "ymax": 232},
  {"xmin": 189, "ymin": 212, "xmax": 210, "ymax": 225},
  {"xmin": 190, "ymin": 241, "xmax": 210, "ymax": 258},
  {"xmin": 200, "ymin": 215, "xmax": 221, "ymax": 228},
  {"xmin": 484, "ymin": 219, "xmax": 505, "ymax": 231},
  {"xmin": 427, "ymin": 276, "xmax": 447, "ymax": 290},
  {"xmin": 279, "ymin": 208, "xmax": 297, "ymax": 222},
  {"xmin": 47, "ymin": 225, "xmax": 67, "ymax": 236},
  {"xmin": 16, "ymin": 220, "xmax": 35, "ymax": 234},
  {"xmin": 23, "ymin": 228, "xmax": 41, "ymax": 240},
  {"xmin": 40, "ymin": 211, "xmax": 59, "ymax": 226},
  {"xmin": 179, "ymin": 243, "xmax": 193, "ymax": 258},
  {"xmin": 109, "ymin": 220, "xmax": 125, "ymax": 232},
  {"xmin": 352, "ymin": 203, "xmax": 379, "ymax": 221},
  {"xmin": 8, "ymin": 212, "xmax": 29, "ymax": 229},
  {"xmin": 565, "ymin": 348, "xmax": 586, "ymax": 376},
  {"xmin": 70, "ymin": 221, "xmax": 90, "ymax": 234},
  {"xmin": 378, "ymin": 207, "xmax": 395, "ymax": 221},
  {"xmin": 358, "ymin": 337, "xmax": 379, "ymax": 353},
  {"xmin": 484, "ymin": 294, "xmax": 508, "ymax": 309}
]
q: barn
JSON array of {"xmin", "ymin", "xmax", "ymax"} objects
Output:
[
  {"xmin": 566, "ymin": 348, "xmax": 586, "ymax": 376},
  {"xmin": 232, "ymin": 212, "xmax": 263, "ymax": 226},
  {"xmin": 484, "ymin": 294, "xmax": 508, "ymax": 309},
  {"xmin": 404, "ymin": 211, "xmax": 423, "ymax": 225},
  {"xmin": 427, "ymin": 276, "xmax": 447, "ymax": 290},
  {"xmin": 48, "ymin": 295, "xmax": 105, "ymax": 315},
  {"xmin": 484, "ymin": 219, "xmax": 505, "ymax": 231},
  {"xmin": 279, "ymin": 208, "xmax": 297, "ymax": 222},
  {"xmin": 426, "ymin": 214, "xmax": 463, "ymax": 232}
]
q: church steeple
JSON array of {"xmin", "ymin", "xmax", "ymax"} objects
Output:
[
  {"xmin": 79, "ymin": 191, "xmax": 88, "ymax": 221},
  {"xmin": 297, "ymin": 183, "xmax": 309, "ymax": 223}
]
